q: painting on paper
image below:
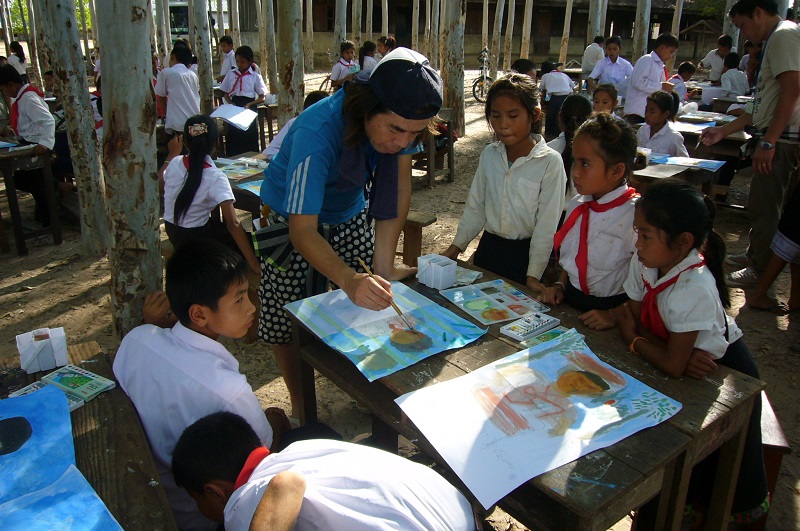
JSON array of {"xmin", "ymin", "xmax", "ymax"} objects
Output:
[
  {"xmin": 285, "ymin": 283, "xmax": 486, "ymax": 381},
  {"xmin": 396, "ymin": 329, "xmax": 681, "ymax": 508},
  {"xmin": 440, "ymin": 279, "xmax": 549, "ymax": 325}
]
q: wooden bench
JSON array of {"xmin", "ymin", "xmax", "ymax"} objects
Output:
[
  {"xmin": 750, "ymin": 391, "xmax": 791, "ymax": 530},
  {"xmin": 402, "ymin": 211, "xmax": 437, "ymax": 266}
]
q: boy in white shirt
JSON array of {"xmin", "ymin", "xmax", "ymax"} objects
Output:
[
  {"xmin": 539, "ymin": 61, "xmax": 576, "ymax": 138},
  {"xmin": 668, "ymin": 61, "xmax": 698, "ymax": 102},
  {"xmin": 720, "ymin": 53, "xmax": 750, "ymax": 97},
  {"xmin": 154, "ymin": 44, "xmax": 201, "ymax": 136},
  {"xmin": 624, "ymin": 33, "xmax": 679, "ymax": 123},
  {"xmin": 172, "ymin": 412, "xmax": 478, "ymax": 531},
  {"xmin": 581, "ymin": 36, "xmax": 606, "ymax": 75},
  {"xmin": 216, "ymin": 35, "xmax": 236, "ymax": 82},
  {"xmin": 700, "ymin": 34, "xmax": 734, "ymax": 84}
]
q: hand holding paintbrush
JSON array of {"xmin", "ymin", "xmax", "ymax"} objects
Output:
[{"xmin": 356, "ymin": 257, "xmax": 415, "ymax": 332}]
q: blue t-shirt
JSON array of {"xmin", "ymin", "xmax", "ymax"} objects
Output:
[{"xmin": 261, "ymin": 89, "xmax": 417, "ymax": 225}]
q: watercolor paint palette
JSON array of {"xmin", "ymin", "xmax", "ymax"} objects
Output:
[{"xmin": 440, "ymin": 279, "xmax": 549, "ymax": 325}]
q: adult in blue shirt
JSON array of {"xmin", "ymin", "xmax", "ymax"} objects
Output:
[{"xmin": 258, "ymin": 48, "xmax": 443, "ymax": 417}]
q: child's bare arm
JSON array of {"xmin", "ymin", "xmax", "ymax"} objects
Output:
[
  {"xmin": 220, "ymin": 200, "xmax": 261, "ymax": 276},
  {"xmin": 248, "ymin": 471, "xmax": 306, "ymax": 531}
]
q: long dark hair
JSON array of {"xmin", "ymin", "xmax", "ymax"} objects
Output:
[
  {"xmin": 558, "ymin": 94, "xmax": 593, "ymax": 192},
  {"xmin": 174, "ymin": 115, "xmax": 218, "ymax": 223},
  {"xmin": 359, "ymin": 41, "xmax": 376, "ymax": 70},
  {"xmin": 636, "ymin": 179, "xmax": 730, "ymax": 308},
  {"xmin": 9, "ymin": 41, "xmax": 24, "ymax": 64}
]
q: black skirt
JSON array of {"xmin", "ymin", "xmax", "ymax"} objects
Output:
[
  {"xmin": 226, "ymin": 95, "xmax": 259, "ymax": 156},
  {"xmin": 473, "ymin": 231, "xmax": 532, "ymax": 285}
]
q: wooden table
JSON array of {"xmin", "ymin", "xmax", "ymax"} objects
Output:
[
  {"xmin": 291, "ymin": 266, "xmax": 764, "ymax": 530},
  {"xmin": 0, "ymin": 145, "xmax": 62, "ymax": 255},
  {"xmin": 0, "ymin": 342, "xmax": 177, "ymax": 530}
]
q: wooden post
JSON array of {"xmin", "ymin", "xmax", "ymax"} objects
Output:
[
  {"xmin": 352, "ymin": 0, "xmax": 361, "ymax": 47},
  {"xmin": 96, "ymin": 0, "xmax": 161, "ymax": 336},
  {"xmin": 559, "ymin": 0, "xmax": 574, "ymax": 64},
  {"xmin": 78, "ymin": 0, "xmax": 91, "ymax": 68},
  {"xmin": 411, "ymin": 0, "xmax": 419, "ymax": 50},
  {"xmin": 442, "ymin": 0, "xmax": 465, "ymax": 136},
  {"xmin": 230, "ymin": 0, "xmax": 240, "ymax": 47},
  {"xmin": 365, "ymin": 0, "xmax": 373, "ymax": 42},
  {"xmin": 667, "ymin": 0, "xmax": 684, "ymax": 71},
  {"xmin": 262, "ymin": 0, "xmax": 279, "ymax": 94},
  {"xmin": 276, "ymin": 0, "xmax": 304, "ymax": 128},
  {"xmin": 335, "ymin": 0, "xmax": 346, "ymax": 52},
  {"xmin": 520, "ymin": 0, "xmax": 532, "ymax": 59},
  {"xmin": 0, "ymin": 0, "xmax": 11, "ymax": 52},
  {"xmin": 482, "ymin": 0, "xmax": 488, "ymax": 50},
  {"xmin": 587, "ymin": 0, "xmax": 599, "ymax": 46},
  {"xmin": 490, "ymin": 0, "xmax": 505, "ymax": 78},
  {"xmin": 598, "ymin": 0, "xmax": 608, "ymax": 37},
  {"xmin": 502, "ymin": 0, "xmax": 515, "ymax": 71},
  {"xmin": 304, "ymin": 0, "xmax": 314, "ymax": 71},
  {"xmin": 40, "ymin": 0, "xmax": 108, "ymax": 255},
  {"xmin": 423, "ymin": 0, "xmax": 430, "ymax": 56},
  {"xmin": 155, "ymin": 0, "xmax": 169, "ymax": 68},
  {"xmin": 723, "ymin": 0, "xmax": 739, "ymax": 45},
  {"xmin": 632, "ymin": 0, "xmax": 651, "ymax": 61},
  {"xmin": 381, "ymin": 0, "xmax": 388, "ymax": 37},
  {"xmin": 191, "ymin": 0, "xmax": 213, "ymax": 115},
  {"xmin": 430, "ymin": 0, "xmax": 440, "ymax": 69}
]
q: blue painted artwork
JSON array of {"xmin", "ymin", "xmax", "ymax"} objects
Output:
[
  {"xmin": 0, "ymin": 465, "xmax": 122, "ymax": 530},
  {"xmin": 286, "ymin": 283, "xmax": 486, "ymax": 381},
  {"xmin": 0, "ymin": 386, "xmax": 74, "ymax": 505}
]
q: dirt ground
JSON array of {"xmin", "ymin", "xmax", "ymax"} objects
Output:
[{"xmin": 1, "ymin": 71, "xmax": 798, "ymax": 530}]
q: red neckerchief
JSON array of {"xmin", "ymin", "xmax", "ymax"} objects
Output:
[
  {"xmin": 553, "ymin": 188, "xmax": 638, "ymax": 294},
  {"xmin": 663, "ymin": 66, "xmax": 669, "ymax": 81},
  {"xmin": 231, "ymin": 68, "xmax": 252, "ymax": 95},
  {"xmin": 182, "ymin": 155, "xmax": 213, "ymax": 170},
  {"xmin": 10, "ymin": 84, "xmax": 44, "ymax": 135},
  {"xmin": 233, "ymin": 447, "xmax": 271, "ymax": 490},
  {"xmin": 640, "ymin": 257, "xmax": 706, "ymax": 341}
]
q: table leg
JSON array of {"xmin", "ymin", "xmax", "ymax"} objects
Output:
[
  {"xmin": 2, "ymin": 163, "xmax": 27, "ymax": 255},
  {"xmin": 402, "ymin": 225, "xmax": 423, "ymax": 267},
  {"xmin": 258, "ymin": 108, "xmax": 266, "ymax": 151},
  {"xmin": 292, "ymin": 326, "xmax": 318, "ymax": 426},
  {"xmin": 427, "ymin": 136, "xmax": 435, "ymax": 187},
  {"xmin": 0, "ymin": 208, "xmax": 9, "ymax": 253},
  {"xmin": 42, "ymin": 161, "xmax": 62, "ymax": 245},
  {"xmin": 447, "ymin": 120, "xmax": 455, "ymax": 182},
  {"xmin": 371, "ymin": 414, "xmax": 399, "ymax": 453},
  {"xmin": 634, "ymin": 449, "xmax": 691, "ymax": 531}
]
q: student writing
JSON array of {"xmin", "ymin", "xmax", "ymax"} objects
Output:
[
  {"xmin": 220, "ymin": 45, "xmax": 267, "ymax": 155},
  {"xmin": 637, "ymin": 90, "xmax": 690, "ymax": 157}
]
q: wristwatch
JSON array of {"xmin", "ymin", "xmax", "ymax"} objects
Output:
[{"xmin": 761, "ymin": 141, "xmax": 775, "ymax": 150}]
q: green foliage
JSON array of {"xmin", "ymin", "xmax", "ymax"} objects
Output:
[
  {"xmin": 694, "ymin": 0, "xmax": 727, "ymax": 19},
  {"xmin": 8, "ymin": 0, "xmax": 93, "ymax": 39}
]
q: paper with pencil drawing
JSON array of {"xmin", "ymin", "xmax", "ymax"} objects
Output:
[
  {"xmin": 285, "ymin": 283, "xmax": 486, "ymax": 381},
  {"xmin": 396, "ymin": 329, "xmax": 682, "ymax": 508}
]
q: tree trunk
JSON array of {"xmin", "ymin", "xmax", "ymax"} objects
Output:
[
  {"xmin": 423, "ymin": 0, "xmax": 430, "ymax": 56},
  {"xmin": 88, "ymin": 0, "xmax": 99, "ymax": 48},
  {"xmin": 0, "ymin": 0, "xmax": 12, "ymax": 52},
  {"xmin": 481, "ymin": 0, "xmax": 488, "ymax": 50},
  {"xmin": 442, "ymin": 0, "xmax": 465, "ymax": 136},
  {"xmin": 438, "ymin": 0, "xmax": 446, "ymax": 68},
  {"xmin": 598, "ymin": 0, "xmax": 608, "ymax": 37},
  {"xmin": 666, "ymin": 0, "xmax": 684, "ymax": 71},
  {"xmin": 231, "ymin": 0, "xmax": 240, "ymax": 48},
  {"xmin": 489, "ymin": 0, "xmax": 504, "ymax": 78},
  {"xmin": 208, "ymin": 0, "xmax": 219, "ymax": 56},
  {"xmin": 30, "ymin": 0, "xmax": 49, "ymax": 71},
  {"xmin": 15, "ymin": 0, "xmax": 26, "ymax": 41},
  {"xmin": 352, "ymin": 0, "xmax": 361, "ymax": 47},
  {"xmin": 430, "ymin": 0, "xmax": 440, "ymax": 68},
  {"xmin": 502, "ymin": 0, "xmax": 514, "ymax": 71},
  {"xmin": 78, "ymin": 0, "xmax": 91, "ymax": 69},
  {"xmin": 253, "ymin": 0, "xmax": 266, "ymax": 77},
  {"xmin": 365, "ymin": 0, "xmax": 373, "ymax": 42},
  {"xmin": 411, "ymin": 0, "xmax": 418, "ymax": 51},
  {"xmin": 632, "ymin": 0, "xmax": 650, "ymax": 61},
  {"xmin": 381, "ymin": 0, "xmax": 388, "ymax": 37},
  {"xmin": 40, "ymin": 0, "xmax": 108, "ymax": 255},
  {"xmin": 26, "ymin": 0, "xmax": 41, "ymax": 87},
  {"xmin": 335, "ymin": 0, "xmax": 346, "ymax": 52},
  {"xmin": 559, "ymin": 0, "xmax": 574, "ymax": 64},
  {"xmin": 520, "ymin": 0, "xmax": 532, "ymax": 59},
  {"xmin": 155, "ymin": 0, "xmax": 169, "ymax": 69},
  {"xmin": 276, "ymin": 0, "xmax": 304, "ymax": 128},
  {"xmin": 262, "ymin": 0, "xmax": 279, "ymax": 93},
  {"xmin": 304, "ymin": 0, "xmax": 314, "ymax": 71},
  {"xmin": 217, "ymin": 0, "xmax": 224, "ymax": 44},
  {"xmin": 587, "ymin": 0, "xmax": 599, "ymax": 46},
  {"xmin": 723, "ymin": 0, "xmax": 739, "ymax": 45},
  {"xmin": 150, "ymin": 1, "xmax": 159, "ymax": 63},
  {"xmin": 96, "ymin": 0, "xmax": 161, "ymax": 337},
  {"xmin": 161, "ymin": 0, "xmax": 172, "ymax": 64},
  {"xmin": 191, "ymin": 0, "xmax": 213, "ymax": 115}
]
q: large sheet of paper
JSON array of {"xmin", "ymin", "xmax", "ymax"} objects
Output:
[
  {"xmin": 211, "ymin": 103, "xmax": 258, "ymax": 130},
  {"xmin": 649, "ymin": 155, "xmax": 726, "ymax": 171},
  {"xmin": 285, "ymin": 283, "xmax": 486, "ymax": 381},
  {"xmin": 396, "ymin": 329, "xmax": 682, "ymax": 508}
]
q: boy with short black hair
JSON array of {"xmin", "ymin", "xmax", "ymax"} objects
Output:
[
  {"xmin": 216, "ymin": 35, "xmax": 236, "ymax": 82},
  {"xmin": 511, "ymin": 57, "xmax": 537, "ymax": 82},
  {"xmin": 669, "ymin": 61, "xmax": 697, "ymax": 102},
  {"xmin": 624, "ymin": 33, "xmax": 679, "ymax": 123},
  {"xmin": 43, "ymin": 70, "xmax": 55, "ymax": 98},
  {"xmin": 172, "ymin": 412, "xmax": 477, "ymax": 531},
  {"xmin": 154, "ymin": 44, "xmax": 200, "ymax": 137},
  {"xmin": 721, "ymin": 53, "xmax": 750, "ymax": 97},
  {"xmin": 114, "ymin": 240, "xmax": 275, "ymax": 531},
  {"xmin": 700, "ymin": 34, "xmax": 735, "ymax": 84}
]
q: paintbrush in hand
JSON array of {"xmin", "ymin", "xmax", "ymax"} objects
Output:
[{"xmin": 356, "ymin": 257, "xmax": 415, "ymax": 332}]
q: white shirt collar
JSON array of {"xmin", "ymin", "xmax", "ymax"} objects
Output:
[
  {"xmin": 492, "ymin": 134, "xmax": 550, "ymax": 164},
  {"xmin": 14, "ymin": 83, "xmax": 31, "ymax": 99},
  {"xmin": 171, "ymin": 321, "xmax": 237, "ymax": 367},
  {"xmin": 642, "ymin": 248, "xmax": 704, "ymax": 288},
  {"xmin": 577, "ymin": 183, "xmax": 632, "ymax": 205}
]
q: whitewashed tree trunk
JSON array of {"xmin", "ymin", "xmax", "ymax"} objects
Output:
[
  {"xmin": 365, "ymin": 0, "xmax": 373, "ymax": 42},
  {"xmin": 277, "ymin": 0, "xmax": 303, "ymax": 128},
  {"xmin": 78, "ymin": 0, "xmax": 91, "ymax": 69},
  {"xmin": 0, "ymin": 0, "xmax": 11, "ymax": 52},
  {"xmin": 150, "ymin": 2, "xmax": 159, "ymax": 62},
  {"xmin": 88, "ymin": 0, "xmax": 99, "ymax": 48},
  {"xmin": 381, "ymin": 0, "xmax": 388, "ymax": 37},
  {"xmin": 559, "ymin": 0, "xmax": 574, "ymax": 64},
  {"xmin": 423, "ymin": 0, "xmax": 430, "ymax": 56},
  {"xmin": 632, "ymin": 0, "xmax": 650, "ymax": 61},
  {"xmin": 502, "ymin": 0, "xmax": 514, "ymax": 71},
  {"xmin": 231, "ymin": 0, "xmax": 240, "ymax": 48},
  {"xmin": 411, "ymin": 0, "xmax": 419, "ymax": 50},
  {"xmin": 191, "ymin": 0, "xmax": 214, "ymax": 114},
  {"xmin": 430, "ymin": 0, "xmax": 440, "ymax": 68},
  {"xmin": 520, "ymin": 0, "xmax": 532, "ymax": 58},
  {"xmin": 723, "ymin": 0, "xmax": 739, "ymax": 45},
  {"xmin": 667, "ymin": 0, "xmax": 684, "ymax": 71},
  {"xmin": 587, "ymin": 0, "xmax": 599, "ymax": 45},
  {"xmin": 97, "ymin": 0, "xmax": 161, "ymax": 337},
  {"xmin": 208, "ymin": 0, "xmax": 219, "ymax": 55},
  {"xmin": 438, "ymin": 0, "xmax": 446, "ymax": 68},
  {"xmin": 490, "ymin": 0, "xmax": 505, "ymax": 78},
  {"xmin": 482, "ymin": 0, "xmax": 488, "ymax": 50},
  {"xmin": 40, "ymin": 0, "xmax": 108, "ymax": 255},
  {"xmin": 253, "ymin": 0, "xmax": 266, "ymax": 77},
  {"xmin": 155, "ymin": 0, "xmax": 169, "ymax": 68},
  {"xmin": 161, "ymin": 0, "xmax": 172, "ymax": 64},
  {"xmin": 335, "ymin": 0, "xmax": 346, "ymax": 52},
  {"xmin": 352, "ymin": 0, "xmax": 361, "ymax": 47},
  {"xmin": 217, "ymin": 0, "xmax": 224, "ymax": 43},
  {"xmin": 19, "ymin": 0, "xmax": 39, "ymax": 87},
  {"xmin": 262, "ymin": 0, "xmax": 279, "ymax": 93},
  {"xmin": 30, "ymin": 0, "xmax": 49, "ymax": 71},
  {"xmin": 442, "ymin": 0, "xmax": 465, "ymax": 136},
  {"xmin": 599, "ymin": 0, "xmax": 608, "ymax": 35},
  {"xmin": 304, "ymin": 0, "xmax": 314, "ymax": 71}
]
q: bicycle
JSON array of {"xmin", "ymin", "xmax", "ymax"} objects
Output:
[{"xmin": 472, "ymin": 47, "xmax": 493, "ymax": 103}]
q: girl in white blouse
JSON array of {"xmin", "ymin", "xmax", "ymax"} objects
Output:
[
  {"xmin": 8, "ymin": 41, "xmax": 27, "ymax": 82},
  {"xmin": 637, "ymin": 90, "xmax": 689, "ymax": 157}
]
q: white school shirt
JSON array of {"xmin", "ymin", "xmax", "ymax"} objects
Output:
[
  {"xmin": 163, "ymin": 155, "xmax": 235, "ymax": 228},
  {"xmin": 453, "ymin": 136, "xmax": 566, "ymax": 279},
  {"xmin": 13, "ymin": 84, "xmax": 55, "ymax": 150},
  {"xmin": 220, "ymin": 66, "xmax": 268, "ymax": 99},
  {"xmin": 558, "ymin": 184, "xmax": 638, "ymax": 297},
  {"xmin": 546, "ymin": 133, "xmax": 578, "ymax": 209},
  {"xmin": 669, "ymin": 74, "xmax": 688, "ymax": 102},
  {"xmin": 589, "ymin": 56, "xmax": 634, "ymax": 99},
  {"xmin": 219, "ymin": 49, "xmax": 236, "ymax": 78},
  {"xmin": 739, "ymin": 54, "xmax": 750, "ymax": 72},
  {"xmin": 113, "ymin": 323, "xmax": 272, "ymax": 531},
  {"xmin": 362, "ymin": 55, "xmax": 378, "ymax": 74},
  {"xmin": 539, "ymin": 71, "xmax": 574, "ymax": 96},
  {"xmin": 701, "ymin": 49, "xmax": 726, "ymax": 82},
  {"xmin": 624, "ymin": 51, "xmax": 667, "ymax": 118},
  {"xmin": 582, "ymin": 42, "xmax": 606, "ymax": 73},
  {"xmin": 637, "ymin": 122, "xmax": 690, "ymax": 158},
  {"xmin": 720, "ymin": 68, "xmax": 750, "ymax": 98},
  {"xmin": 225, "ymin": 439, "xmax": 476, "ymax": 531},
  {"xmin": 93, "ymin": 56, "xmax": 101, "ymax": 76},
  {"xmin": 262, "ymin": 116, "xmax": 295, "ymax": 160},
  {"xmin": 153, "ymin": 63, "xmax": 201, "ymax": 133},
  {"xmin": 331, "ymin": 58, "xmax": 355, "ymax": 82},
  {"xmin": 623, "ymin": 249, "xmax": 743, "ymax": 358},
  {"xmin": 8, "ymin": 54, "xmax": 27, "ymax": 76}
]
